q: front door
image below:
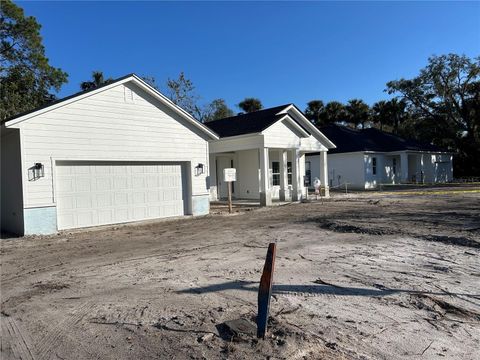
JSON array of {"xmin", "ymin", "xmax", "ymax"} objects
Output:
[{"xmin": 216, "ymin": 156, "xmax": 234, "ymax": 200}]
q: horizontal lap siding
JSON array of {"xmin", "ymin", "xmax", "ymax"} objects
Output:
[
  {"xmin": 262, "ymin": 121, "xmax": 301, "ymax": 148},
  {"xmin": 19, "ymin": 84, "xmax": 209, "ymax": 208}
]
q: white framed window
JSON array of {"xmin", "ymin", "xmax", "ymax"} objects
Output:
[
  {"xmin": 272, "ymin": 161, "xmax": 280, "ymax": 186},
  {"xmin": 305, "ymin": 161, "xmax": 311, "ymax": 186},
  {"xmin": 372, "ymin": 157, "xmax": 377, "ymax": 176},
  {"xmin": 287, "ymin": 161, "xmax": 293, "ymax": 185},
  {"xmin": 392, "ymin": 158, "xmax": 397, "ymax": 175}
]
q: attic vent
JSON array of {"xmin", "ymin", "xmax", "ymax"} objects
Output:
[{"xmin": 124, "ymin": 87, "xmax": 135, "ymax": 103}]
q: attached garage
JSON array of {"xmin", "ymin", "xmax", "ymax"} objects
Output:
[
  {"xmin": 55, "ymin": 161, "xmax": 188, "ymax": 230},
  {"xmin": 1, "ymin": 74, "xmax": 218, "ymax": 236}
]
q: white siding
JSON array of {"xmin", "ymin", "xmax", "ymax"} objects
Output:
[
  {"xmin": 300, "ymin": 136, "xmax": 328, "ymax": 152},
  {"xmin": 209, "ymin": 134, "xmax": 263, "ymax": 153},
  {"xmin": 1, "ymin": 129, "xmax": 24, "ymax": 234},
  {"xmin": 262, "ymin": 120, "xmax": 301, "ymax": 148},
  {"xmin": 308, "ymin": 152, "xmax": 366, "ymax": 189},
  {"xmin": 416, "ymin": 153, "xmax": 453, "ymax": 183},
  {"xmin": 235, "ymin": 149, "xmax": 260, "ymax": 199},
  {"xmin": 16, "ymin": 83, "xmax": 209, "ymax": 208}
]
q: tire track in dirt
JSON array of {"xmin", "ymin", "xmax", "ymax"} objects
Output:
[
  {"xmin": 1, "ymin": 315, "xmax": 36, "ymax": 360},
  {"xmin": 34, "ymin": 301, "xmax": 95, "ymax": 360}
]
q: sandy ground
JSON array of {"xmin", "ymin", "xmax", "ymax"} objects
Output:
[{"xmin": 1, "ymin": 188, "xmax": 479, "ymax": 359}]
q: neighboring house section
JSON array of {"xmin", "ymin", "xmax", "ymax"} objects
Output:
[
  {"xmin": 1, "ymin": 74, "xmax": 218, "ymax": 236},
  {"xmin": 205, "ymin": 105, "xmax": 336, "ymax": 205},
  {"xmin": 307, "ymin": 125, "xmax": 453, "ymax": 190}
]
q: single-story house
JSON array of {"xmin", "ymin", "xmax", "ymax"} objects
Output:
[
  {"xmin": 307, "ymin": 124, "xmax": 453, "ymax": 190},
  {"xmin": 1, "ymin": 74, "xmax": 218, "ymax": 236},
  {"xmin": 204, "ymin": 105, "xmax": 336, "ymax": 205}
]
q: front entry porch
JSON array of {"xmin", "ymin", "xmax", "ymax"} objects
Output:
[{"xmin": 209, "ymin": 148, "xmax": 328, "ymax": 206}]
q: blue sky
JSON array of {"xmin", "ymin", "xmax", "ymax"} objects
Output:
[{"xmin": 19, "ymin": 1, "xmax": 480, "ymax": 111}]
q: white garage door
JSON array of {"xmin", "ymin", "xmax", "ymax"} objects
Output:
[{"xmin": 55, "ymin": 161, "xmax": 186, "ymax": 230}]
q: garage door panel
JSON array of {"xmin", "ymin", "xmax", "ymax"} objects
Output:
[{"xmin": 56, "ymin": 161, "xmax": 186, "ymax": 230}]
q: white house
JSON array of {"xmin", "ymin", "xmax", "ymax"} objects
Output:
[
  {"xmin": 307, "ymin": 124, "xmax": 453, "ymax": 190},
  {"xmin": 1, "ymin": 74, "xmax": 218, "ymax": 236},
  {"xmin": 204, "ymin": 105, "xmax": 336, "ymax": 205}
]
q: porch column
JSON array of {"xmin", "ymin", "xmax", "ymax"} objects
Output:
[
  {"xmin": 400, "ymin": 152, "xmax": 409, "ymax": 182},
  {"xmin": 320, "ymin": 151, "xmax": 329, "ymax": 197},
  {"xmin": 208, "ymin": 154, "xmax": 218, "ymax": 201},
  {"xmin": 259, "ymin": 148, "xmax": 272, "ymax": 206},
  {"xmin": 291, "ymin": 149, "xmax": 301, "ymax": 201},
  {"xmin": 279, "ymin": 149, "xmax": 288, "ymax": 201}
]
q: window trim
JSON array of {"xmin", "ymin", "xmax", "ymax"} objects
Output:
[{"xmin": 272, "ymin": 161, "xmax": 280, "ymax": 186}]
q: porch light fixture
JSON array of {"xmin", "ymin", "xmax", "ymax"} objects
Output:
[
  {"xmin": 195, "ymin": 163, "xmax": 205, "ymax": 176},
  {"xmin": 29, "ymin": 162, "xmax": 44, "ymax": 181}
]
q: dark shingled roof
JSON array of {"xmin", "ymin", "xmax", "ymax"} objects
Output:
[
  {"xmin": 204, "ymin": 104, "xmax": 297, "ymax": 138},
  {"xmin": 313, "ymin": 124, "xmax": 447, "ymax": 154}
]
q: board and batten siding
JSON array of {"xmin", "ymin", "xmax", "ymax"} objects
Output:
[{"xmin": 16, "ymin": 83, "xmax": 210, "ymax": 212}]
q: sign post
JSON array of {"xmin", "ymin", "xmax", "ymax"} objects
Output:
[{"xmin": 223, "ymin": 168, "xmax": 236, "ymax": 214}]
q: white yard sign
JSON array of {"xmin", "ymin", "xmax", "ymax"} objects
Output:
[{"xmin": 223, "ymin": 168, "xmax": 237, "ymax": 182}]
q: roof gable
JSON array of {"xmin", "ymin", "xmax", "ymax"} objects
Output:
[
  {"xmin": 4, "ymin": 74, "xmax": 218, "ymax": 140},
  {"xmin": 204, "ymin": 105, "xmax": 290, "ymax": 138},
  {"xmin": 204, "ymin": 104, "xmax": 336, "ymax": 149}
]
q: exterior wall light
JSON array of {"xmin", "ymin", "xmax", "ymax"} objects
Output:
[
  {"xmin": 195, "ymin": 163, "xmax": 205, "ymax": 176},
  {"xmin": 28, "ymin": 162, "xmax": 44, "ymax": 181}
]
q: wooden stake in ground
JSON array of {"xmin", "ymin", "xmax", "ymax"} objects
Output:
[
  {"xmin": 257, "ymin": 242, "xmax": 277, "ymax": 339},
  {"xmin": 228, "ymin": 181, "xmax": 232, "ymax": 214},
  {"xmin": 223, "ymin": 168, "xmax": 236, "ymax": 214}
]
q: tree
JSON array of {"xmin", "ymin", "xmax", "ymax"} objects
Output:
[
  {"xmin": 371, "ymin": 98, "xmax": 408, "ymax": 132},
  {"xmin": 304, "ymin": 100, "xmax": 325, "ymax": 126},
  {"xmin": 238, "ymin": 97, "xmax": 262, "ymax": 113},
  {"xmin": 203, "ymin": 99, "xmax": 234, "ymax": 122},
  {"xmin": 387, "ymin": 54, "xmax": 480, "ymax": 176},
  {"xmin": 0, "ymin": 0, "xmax": 68, "ymax": 120},
  {"xmin": 324, "ymin": 101, "xmax": 346, "ymax": 125},
  {"xmin": 80, "ymin": 71, "xmax": 113, "ymax": 91},
  {"xmin": 345, "ymin": 99, "xmax": 370, "ymax": 129},
  {"xmin": 371, "ymin": 100, "xmax": 389, "ymax": 130},
  {"xmin": 166, "ymin": 71, "xmax": 200, "ymax": 117}
]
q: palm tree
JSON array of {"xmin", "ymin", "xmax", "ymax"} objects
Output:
[
  {"xmin": 387, "ymin": 98, "xmax": 407, "ymax": 134},
  {"xmin": 80, "ymin": 71, "xmax": 114, "ymax": 91},
  {"xmin": 305, "ymin": 100, "xmax": 325, "ymax": 126},
  {"xmin": 345, "ymin": 99, "xmax": 370, "ymax": 129},
  {"xmin": 324, "ymin": 101, "xmax": 346, "ymax": 124},
  {"xmin": 372, "ymin": 100, "xmax": 389, "ymax": 130}
]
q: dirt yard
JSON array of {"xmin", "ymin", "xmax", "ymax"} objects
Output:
[{"xmin": 1, "ymin": 188, "xmax": 479, "ymax": 359}]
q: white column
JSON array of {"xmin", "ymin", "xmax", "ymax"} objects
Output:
[
  {"xmin": 299, "ymin": 153, "xmax": 306, "ymax": 199},
  {"xmin": 291, "ymin": 149, "xmax": 301, "ymax": 201},
  {"xmin": 259, "ymin": 148, "xmax": 272, "ymax": 206},
  {"xmin": 208, "ymin": 154, "xmax": 218, "ymax": 201},
  {"xmin": 320, "ymin": 151, "xmax": 329, "ymax": 197},
  {"xmin": 279, "ymin": 149, "xmax": 288, "ymax": 201},
  {"xmin": 400, "ymin": 152, "xmax": 409, "ymax": 183}
]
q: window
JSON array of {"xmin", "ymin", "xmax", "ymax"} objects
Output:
[
  {"xmin": 392, "ymin": 158, "xmax": 397, "ymax": 175},
  {"xmin": 272, "ymin": 161, "xmax": 280, "ymax": 186},
  {"xmin": 287, "ymin": 161, "xmax": 292, "ymax": 185},
  {"xmin": 305, "ymin": 161, "xmax": 311, "ymax": 187},
  {"xmin": 372, "ymin": 157, "xmax": 377, "ymax": 175}
]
